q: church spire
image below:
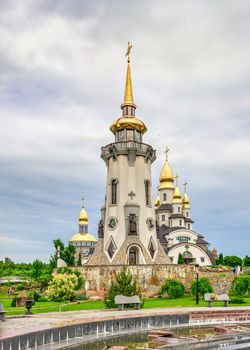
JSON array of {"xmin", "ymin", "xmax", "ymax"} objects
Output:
[{"xmin": 121, "ymin": 42, "xmax": 136, "ymax": 110}]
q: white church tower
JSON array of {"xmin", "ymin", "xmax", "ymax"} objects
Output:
[{"xmin": 89, "ymin": 44, "xmax": 169, "ymax": 265}]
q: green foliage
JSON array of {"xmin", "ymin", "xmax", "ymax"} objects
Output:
[
  {"xmin": 33, "ymin": 290, "xmax": 41, "ymax": 302},
  {"xmin": 37, "ymin": 296, "xmax": 49, "ymax": 302},
  {"xmin": 229, "ymin": 297, "xmax": 246, "ymax": 304},
  {"xmin": 190, "ymin": 277, "xmax": 214, "ymax": 297},
  {"xmin": 159, "ymin": 279, "xmax": 185, "ymax": 299},
  {"xmin": 16, "ymin": 283, "xmax": 25, "ymax": 291},
  {"xmin": 231, "ymin": 276, "xmax": 250, "ymax": 297},
  {"xmin": 224, "ymin": 255, "xmax": 242, "ymax": 267},
  {"xmin": 177, "ymin": 253, "xmax": 185, "ymax": 265},
  {"xmin": 104, "ymin": 268, "xmax": 141, "ymax": 308},
  {"xmin": 216, "ymin": 253, "xmax": 224, "ymax": 265},
  {"xmin": 47, "ymin": 271, "xmax": 79, "ymax": 302},
  {"xmin": 243, "ymin": 256, "xmax": 250, "ymax": 267},
  {"xmin": 57, "ymin": 268, "xmax": 84, "ymax": 291},
  {"xmin": 50, "ymin": 239, "xmax": 76, "ymax": 268},
  {"xmin": 10, "ymin": 295, "xmax": 21, "ymax": 307}
]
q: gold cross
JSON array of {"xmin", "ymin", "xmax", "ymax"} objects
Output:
[
  {"xmin": 183, "ymin": 180, "xmax": 187, "ymax": 192},
  {"xmin": 165, "ymin": 145, "xmax": 169, "ymax": 160},
  {"xmin": 81, "ymin": 196, "xmax": 84, "ymax": 208},
  {"xmin": 125, "ymin": 42, "xmax": 133, "ymax": 63},
  {"xmin": 175, "ymin": 173, "xmax": 179, "ymax": 186}
]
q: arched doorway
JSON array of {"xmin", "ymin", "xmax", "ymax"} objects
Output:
[
  {"xmin": 182, "ymin": 250, "xmax": 194, "ymax": 264},
  {"xmin": 128, "ymin": 246, "xmax": 138, "ymax": 265}
]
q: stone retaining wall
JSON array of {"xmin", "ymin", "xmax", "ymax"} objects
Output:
[{"xmin": 75, "ymin": 264, "xmax": 234, "ymax": 296}]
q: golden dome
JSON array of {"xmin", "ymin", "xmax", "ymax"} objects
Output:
[
  {"xmin": 79, "ymin": 207, "xmax": 88, "ymax": 225},
  {"xmin": 173, "ymin": 186, "xmax": 182, "ymax": 204},
  {"xmin": 69, "ymin": 232, "xmax": 97, "ymax": 243},
  {"xmin": 110, "ymin": 116, "xmax": 147, "ymax": 134},
  {"xmin": 155, "ymin": 195, "xmax": 160, "ymax": 207},
  {"xmin": 182, "ymin": 192, "xmax": 190, "ymax": 209},
  {"xmin": 159, "ymin": 160, "xmax": 175, "ymax": 189}
]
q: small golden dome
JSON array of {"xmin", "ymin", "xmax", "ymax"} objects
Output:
[
  {"xmin": 155, "ymin": 195, "xmax": 160, "ymax": 207},
  {"xmin": 69, "ymin": 232, "xmax": 97, "ymax": 243},
  {"xmin": 173, "ymin": 186, "xmax": 182, "ymax": 204},
  {"xmin": 159, "ymin": 160, "xmax": 175, "ymax": 189},
  {"xmin": 182, "ymin": 192, "xmax": 190, "ymax": 209},
  {"xmin": 79, "ymin": 207, "xmax": 88, "ymax": 225},
  {"xmin": 110, "ymin": 116, "xmax": 147, "ymax": 134}
]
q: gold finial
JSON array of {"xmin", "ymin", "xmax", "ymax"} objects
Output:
[
  {"xmin": 125, "ymin": 41, "xmax": 133, "ymax": 63},
  {"xmin": 175, "ymin": 173, "xmax": 179, "ymax": 186},
  {"xmin": 123, "ymin": 43, "xmax": 134, "ymax": 105},
  {"xmin": 165, "ymin": 146, "xmax": 170, "ymax": 160},
  {"xmin": 183, "ymin": 180, "xmax": 187, "ymax": 193}
]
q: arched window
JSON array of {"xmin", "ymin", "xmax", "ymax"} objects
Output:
[
  {"xmin": 111, "ymin": 179, "xmax": 117, "ymax": 204},
  {"xmin": 163, "ymin": 193, "xmax": 167, "ymax": 201},
  {"xmin": 145, "ymin": 180, "xmax": 150, "ymax": 206},
  {"xmin": 178, "ymin": 207, "xmax": 181, "ymax": 213}
]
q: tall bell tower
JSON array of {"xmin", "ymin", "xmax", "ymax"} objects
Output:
[{"xmin": 89, "ymin": 43, "xmax": 169, "ymax": 265}]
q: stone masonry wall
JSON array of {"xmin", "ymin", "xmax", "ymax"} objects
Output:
[{"xmin": 74, "ymin": 264, "xmax": 234, "ymax": 296}]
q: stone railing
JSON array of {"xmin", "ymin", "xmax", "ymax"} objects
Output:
[{"xmin": 101, "ymin": 141, "xmax": 156, "ymax": 164}]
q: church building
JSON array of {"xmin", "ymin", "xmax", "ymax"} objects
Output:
[{"xmin": 69, "ymin": 43, "xmax": 215, "ymax": 267}]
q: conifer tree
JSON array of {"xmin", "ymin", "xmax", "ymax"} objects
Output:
[
  {"xmin": 177, "ymin": 253, "xmax": 185, "ymax": 264},
  {"xmin": 104, "ymin": 267, "xmax": 141, "ymax": 308}
]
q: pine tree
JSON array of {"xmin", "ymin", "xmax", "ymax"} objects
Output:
[
  {"xmin": 177, "ymin": 253, "xmax": 185, "ymax": 264},
  {"xmin": 104, "ymin": 267, "xmax": 141, "ymax": 308},
  {"xmin": 216, "ymin": 253, "xmax": 224, "ymax": 265}
]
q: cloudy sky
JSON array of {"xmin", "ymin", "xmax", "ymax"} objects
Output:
[{"xmin": 0, "ymin": 0, "xmax": 249, "ymax": 262}]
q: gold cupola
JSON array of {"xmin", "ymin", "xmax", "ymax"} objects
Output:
[
  {"xmin": 155, "ymin": 195, "xmax": 160, "ymax": 207},
  {"xmin": 173, "ymin": 174, "xmax": 182, "ymax": 204},
  {"xmin": 110, "ymin": 42, "xmax": 147, "ymax": 134},
  {"xmin": 78, "ymin": 207, "xmax": 88, "ymax": 225},
  {"xmin": 182, "ymin": 180, "xmax": 190, "ymax": 209},
  {"xmin": 159, "ymin": 146, "xmax": 175, "ymax": 189}
]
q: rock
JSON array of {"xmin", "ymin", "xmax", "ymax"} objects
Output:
[
  {"xmin": 89, "ymin": 295, "xmax": 103, "ymax": 301},
  {"xmin": 86, "ymin": 290, "xmax": 106, "ymax": 300}
]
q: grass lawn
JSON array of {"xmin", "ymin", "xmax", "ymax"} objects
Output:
[{"xmin": 1, "ymin": 287, "xmax": 249, "ymax": 316}]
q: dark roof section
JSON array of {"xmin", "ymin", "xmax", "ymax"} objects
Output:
[
  {"xmin": 185, "ymin": 218, "xmax": 194, "ymax": 223},
  {"xmin": 157, "ymin": 225, "xmax": 169, "ymax": 243},
  {"xmin": 169, "ymin": 213, "xmax": 186, "ymax": 219},
  {"xmin": 196, "ymin": 236, "xmax": 209, "ymax": 245},
  {"xmin": 156, "ymin": 203, "xmax": 172, "ymax": 211}
]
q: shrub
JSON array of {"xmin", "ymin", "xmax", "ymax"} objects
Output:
[
  {"xmin": 243, "ymin": 256, "xmax": 250, "ymax": 267},
  {"xmin": 229, "ymin": 297, "xmax": 246, "ymax": 304},
  {"xmin": 190, "ymin": 277, "xmax": 213, "ymax": 298},
  {"xmin": 231, "ymin": 276, "xmax": 250, "ymax": 297},
  {"xmin": 75, "ymin": 294, "xmax": 86, "ymax": 301},
  {"xmin": 46, "ymin": 271, "xmax": 79, "ymax": 302},
  {"xmin": 215, "ymin": 253, "xmax": 224, "ymax": 265},
  {"xmin": 159, "ymin": 279, "xmax": 185, "ymax": 299},
  {"xmin": 37, "ymin": 296, "xmax": 49, "ymax": 302},
  {"xmin": 33, "ymin": 290, "xmax": 41, "ymax": 302},
  {"xmin": 57, "ymin": 268, "xmax": 84, "ymax": 291},
  {"xmin": 104, "ymin": 268, "xmax": 141, "ymax": 308},
  {"xmin": 16, "ymin": 283, "xmax": 25, "ymax": 291}
]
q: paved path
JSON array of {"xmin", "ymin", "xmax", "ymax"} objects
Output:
[{"xmin": 1, "ymin": 306, "xmax": 250, "ymax": 340}]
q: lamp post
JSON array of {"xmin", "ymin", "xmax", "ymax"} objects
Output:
[{"xmin": 195, "ymin": 264, "xmax": 199, "ymax": 305}]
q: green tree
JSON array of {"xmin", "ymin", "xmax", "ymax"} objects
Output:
[
  {"xmin": 190, "ymin": 277, "xmax": 214, "ymax": 298},
  {"xmin": 231, "ymin": 276, "xmax": 250, "ymax": 297},
  {"xmin": 104, "ymin": 268, "xmax": 141, "ymax": 308},
  {"xmin": 216, "ymin": 253, "xmax": 224, "ymax": 265},
  {"xmin": 159, "ymin": 279, "xmax": 185, "ymax": 299},
  {"xmin": 177, "ymin": 253, "xmax": 185, "ymax": 264},
  {"xmin": 243, "ymin": 256, "xmax": 250, "ymax": 267},
  {"xmin": 50, "ymin": 239, "xmax": 76, "ymax": 267},
  {"xmin": 224, "ymin": 256, "xmax": 242, "ymax": 267}
]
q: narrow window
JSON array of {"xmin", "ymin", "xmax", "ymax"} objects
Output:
[
  {"xmin": 163, "ymin": 193, "xmax": 167, "ymax": 201},
  {"xmin": 201, "ymin": 257, "xmax": 205, "ymax": 263},
  {"xmin": 179, "ymin": 219, "xmax": 182, "ymax": 226},
  {"xmin": 111, "ymin": 179, "xmax": 117, "ymax": 204},
  {"xmin": 186, "ymin": 211, "xmax": 189, "ymax": 217},
  {"xmin": 178, "ymin": 207, "xmax": 180, "ymax": 213},
  {"xmin": 188, "ymin": 223, "xmax": 190, "ymax": 230},
  {"xmin": 162, "ymin": 214, "xmax": 165, "ymax": 221},
  {"xmin": 145, "ymin": 180, "xmax": 150, "ymax": 206}
]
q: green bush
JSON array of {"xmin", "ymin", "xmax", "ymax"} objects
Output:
[
  {"xmin": 10, "ymin": 295, "xmax": 21, "ymax": 307},
  {"xmin": 159, "ymin": 279, "xmax": 185, "ymax": 299},
  {"xmin": 37, "ymin": 296, "xmax": 49, "ymax": 302},
  {"xmin": 104, "ymin": 268, "xmax": 141, "ymax": 308},
  {"xmin": 231, "ymin": 276, "xmax": 250, "ymax": 297},
  {"xmin": 33, "ymin": 290, "xmax": 41, "ymax": 302},
  {"xmin": 16, "ymin": 283, "xmax": 25, "ymax": 291},
  {"xmin": 229, "ymin": 297, "xmax": 246, "ymax": 304},
  {"xmin": 224, "ymin": 256, "xmax": 242, "ymax": 267},
  {"xmin": 190, "ymin": 277, "xmax": 213, "ymax": 298},
  {"xmin": 75, "ymin": 294, "xmax": 86, "ymax": 301},
  {"xmin": 177, "ymin": 253, "xmax": 185, "ymax": 265}
]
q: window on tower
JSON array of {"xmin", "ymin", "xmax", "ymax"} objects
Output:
[
  {"xmin": 179, "ymin": 219, "xmax": 182, "ymax": 226},
  {"xmin": 178, "ymin": 207, "xmax": 180, "ymax": 213},
  {"xmin": 162, "ymin": 214, "xmax": 165, "ymax": 221},
  {"xmin": 111, "ymin": 179, "xmax": 118, "ymax": 204},
  {"xmin": 145, "ymin": 180, "xmax": 151, "ymax": 206},
  {"xmin": 186, "ymin": 211, "xmax": 189, "ymax": 217},
  {"xmin": 163, "ymin": 193, "xmax": 167, "ymax": 201}
]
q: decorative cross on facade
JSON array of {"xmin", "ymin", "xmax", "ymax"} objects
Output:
[
  {"xmin": 183, "ymin": 180, "xmax": 187, "ymax": 192},
  {"xmin": 165, "ymin": 145, "xmax": 169, "ymax": 160},
  {"xmin": 175, "ymin": 173, "xmax": 179, "ymax": 186},
  {"xmin": 128, "ymin": 191, "xmax": 136, "ymax": 200}
]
